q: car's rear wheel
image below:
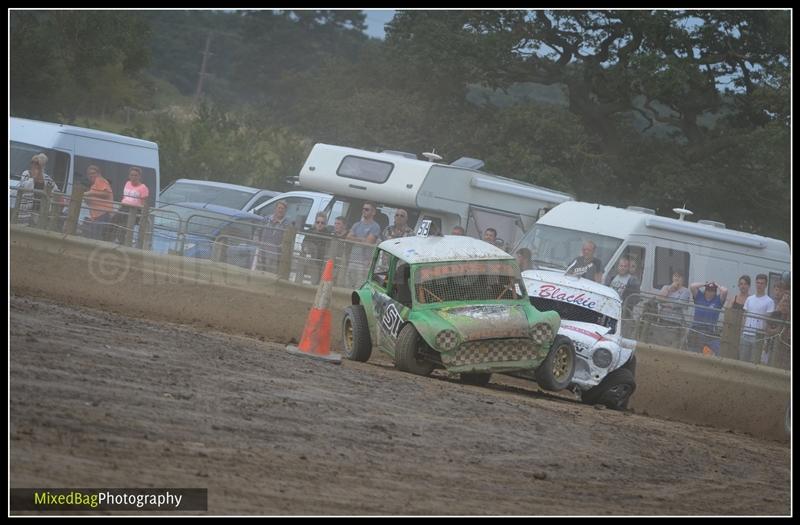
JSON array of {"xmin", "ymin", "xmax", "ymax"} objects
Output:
[
  {"xmin": 582, "ymin": 368, "xmax": 637, "ymax": 410},
  {"xmin": 460, "ymin": 372, "xmax": 492, "ymax": 387},
  {"xmin": 535, "ymin": 335, "xmax": 576, "ymax": 391},
  {"xmin": 342, "ymin": 305, "xmax": 372, "ymax": 362},
  {"xmin": 394, "ymin": 323, "xmax": 435, "ymax": 377}
]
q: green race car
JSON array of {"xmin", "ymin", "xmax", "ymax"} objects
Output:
[{"xmin": 342, "ymin": 235, "xmax": 575, "ymax": 389}]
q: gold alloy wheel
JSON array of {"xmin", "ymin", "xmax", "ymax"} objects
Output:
[
  {"xmin": 552, "ymin": 343, "xmax": 573, "ymax": 381},
  {"xmin": 344, "ymin": 318, "xmax": 354, "ymax": 351}
]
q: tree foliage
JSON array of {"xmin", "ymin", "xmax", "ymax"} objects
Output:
[{"xmin": 10, "ymin": 9, "xmax": 790, "ymax": 241}]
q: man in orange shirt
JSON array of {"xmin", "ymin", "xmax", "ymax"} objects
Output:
[{"xmin": 82, "ymin": 164, "xmax": 115, "ymax": 240}]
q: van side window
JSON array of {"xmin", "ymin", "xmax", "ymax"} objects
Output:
[
  {"xmin": 75, "ymin": 156, "xmax": 157, "ymax": 207},
  {"xmin": 337, "ymin": 156, "xmax": 394, "ymax": 184},
  {"xmin": 654, "ymin": 247, "xmax": 690, "ymax": 289},
  {"xmin": 10, "ymin": 141, "xmax": 70, "ymax": 192},
  {"xmin": 257, "ymin": 197, "xmax": 314, "ymax": 228}
]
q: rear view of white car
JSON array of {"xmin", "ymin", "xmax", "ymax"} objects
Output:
[{"xmin": 522, "ymin": 269, "xmax": 637, "ymax": 410}]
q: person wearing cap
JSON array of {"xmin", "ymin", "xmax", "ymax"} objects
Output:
[
  {"xmin": 17, "ymin": 153, "xmax": 60, "ymax": 226},
  {"xmin": 688, "ymin": 280, "xmax": 729, "ymax": 355}
]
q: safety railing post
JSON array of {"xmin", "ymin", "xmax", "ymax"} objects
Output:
[
  {"xmin": 278, "ymin": 225, "xmax": 296, "ymax": 280},
  {"xmin": 63, "ymin": 184, "xmax": 86, "ymax": 236}
]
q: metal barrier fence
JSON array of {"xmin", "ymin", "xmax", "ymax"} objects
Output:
[
  {"xmin": 622, "ymin": 292, "xmax": 790, "ymax": 370},
  {"xmin": 10, "ymin": 187, "xmax": 791, "ymax": 372},
  {"xmin": 10, "ymin": 185, "xmax": 377, "ymax": 290}
]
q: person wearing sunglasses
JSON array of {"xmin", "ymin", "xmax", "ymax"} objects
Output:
[
  {"xmin": 381, "ymin": 208, "xmax": 414, "ymax": 241},
  {"xmin": 300, "ymin": 212, "xmax": 332, "ymax": 285},
  {"xmin": 346, "ymin": 201, "xmax": 381, "ymax": 287}
]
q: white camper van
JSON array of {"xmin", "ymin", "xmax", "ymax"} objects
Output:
[
  {"xmin": 297, "ymin": 143, "xmax": 573, "ymax": 248},
  {"xmin": 10, "ymin": 117, "xmax": 160, "ymax": 208},
  {"xmin": 513, "ymin": 201, "xmax": 790, "ymax": 300}
]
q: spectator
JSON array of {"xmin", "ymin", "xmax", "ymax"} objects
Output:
[
  {"xmin": 771, "ymin": 281, "xmax": 786, "ymax": 304},
  {"xmin": 382, "ymin": 208, "xmax": 414, "ymax": 240},
  {"xmin": 515, "ymin": 248, "xmax": 533, "ymax": 272},
  {"xmin": 688, "ymin": 280, "xmax": 728, "ymax": 355},
  {"xmin": 451, "ymin": 225, "xmax": 465, "ymax": 236},
  {"xmin": 765, "ymin": 292, "xmax": 790, "ymax": 369},
  {"xmin": 17, "ymin": 153, "xmax": 60, "ymax": 226},
  {"xmin": 112, "ymin": 166, "xmax": 150, "ymax": 244},
  {"xmin": 740, "ymin": 273, "xmax": 776, "ymax": 364},
  {"xmin": 81, "ymin": 164, "xmax": 114, "ymax": 240},
  {"xmin": 657, "ymin": 270, "xmax": 691, "ymax": 324},
  {"xmin": 299, "ymin": 212, "xmax": 332, "ymax": 285},
  {"xmin": 256, "ymin": 200, "xmax": 289, "ymax": 271},
  {"xmin": 328, "ymin": 216, "xmax": 350, "ymax": 286},
  {"xmin": 566, "ymin": 240, "xmax": 603, "ymax": 283},
  {"xmin": 604, "ymin": 255, "xmax": 641, "ymax": 305},
  {"xmin": 346, "ymin": 201, "xmax": 381, "ymax": 287},
  {"xmin": 726, "ymin": 275, "xmax": 751, "ymax": 310},
  {"xmin": 482, "ymin": 228, "xmax": 497, "ymax": 244}
]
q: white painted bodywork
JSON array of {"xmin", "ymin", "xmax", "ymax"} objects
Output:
[
  {"xmin": 379, "ymin": 235, "xmax": 514, "ymax": 265},
  {"xmin": 522, "ymin": 269, "xmax": 633, "ymax": 391}
]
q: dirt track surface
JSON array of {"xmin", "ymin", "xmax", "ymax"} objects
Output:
[{"xmin": 10, "ymin": 294, "xmax": 791, "ymax": 515}]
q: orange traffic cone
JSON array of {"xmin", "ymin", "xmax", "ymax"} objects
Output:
[{"xmin": 286, "ymin": 259, "xmax": 341, "ymax": 364}]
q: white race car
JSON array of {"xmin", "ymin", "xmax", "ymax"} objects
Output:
[{"xmin": 520, "ymin": 269, "xmax": 637, "ymax": 410}]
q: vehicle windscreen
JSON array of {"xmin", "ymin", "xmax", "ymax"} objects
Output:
[
  {"xmin": 529, "ymin": 296, "xmax": 617, "ymax": 333},
  {"xmin": 413, "ymin": 261, "xmax": 525, "ymax": 304},
  {"xmin": 514, "ymin": 224, "xmax": 623, "ymax": 273},
  {"xmin": 159, "ymin": 182, "xmax": 254, "ymax": 210}
]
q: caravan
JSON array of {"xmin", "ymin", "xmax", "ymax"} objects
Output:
[
  {"xmin": 297, "ymin": 143, "xmax": 573, "ymax": 248},
  {"xmin": 10, "ymin": 117, "xmax": 160, "ymax": 208},
  {"xmin": 513, "ymin": 201, "xmax": 790, "ymax": 300}
]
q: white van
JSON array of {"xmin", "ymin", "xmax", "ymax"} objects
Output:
[
  {"xmin": 513, "ymin": 201, "xmax": 790, "ymax": 300},
  {"xmin": 297, "ymin": 143, "xmax": 574, "ymax": 247},
  {"xmin": 10, "ymin": 117, "xmax": 160, "ymax": 208}
]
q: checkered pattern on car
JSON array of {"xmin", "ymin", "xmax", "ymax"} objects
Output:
[
  {"xmin": 442, "ymin": 339, "xmax": 542, "ymax": 367},
  {"xmin": 529, "ymin": 323, "xmax": 554, "ymax": 345},
  {"xmin": 435, "ymin": 330, "xmax": 459, "ymax": 351}
]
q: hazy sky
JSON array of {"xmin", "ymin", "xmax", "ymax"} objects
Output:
[{"xmin": 364, "ymin": 10, "xmax": 395, "ymax": 39}]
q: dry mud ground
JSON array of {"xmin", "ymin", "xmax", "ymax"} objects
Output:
[{"xmin": 10, "ymin": 294, "xmax": 791, "ymax": 515}]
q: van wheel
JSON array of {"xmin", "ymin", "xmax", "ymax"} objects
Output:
[
  {"xmin": 582, "ymin": 368, "xmax": 637, "ymax": 410},
  {"xmin": 394, "ymin": 324, "xmax": 435, "ymax": 377},
  {"xmin": 535, "ymin": 335, "xmax": 576, "ymax": 391},
  {"xmin": 342, "ymin": 305, "xmax": 372, "ymax": 362},
  {"xmin": 460, "ymin": 372, "xmax": 492, "ymax": 387}
]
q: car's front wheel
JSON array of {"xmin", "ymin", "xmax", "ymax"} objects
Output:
[
  {"xmin": 394, "ymin": 323, "xmax": 435, "ymax": 377},
  {"xmin": 582, "ymin": 367, "xmax": 636, "ymax": 410},
  {"xmin": 535, "ymin": 335, "xmax": 576, "ymax": 391},
  {"xmin": 342, "ymin": 305, "xmax": 372, "ymax": 362}
]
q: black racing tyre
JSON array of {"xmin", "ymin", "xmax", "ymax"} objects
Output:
[
  {"xmin": 460, "ymin": 372, "xmax": 492, "ymax": 387},
  {"xmin": 535, "ymin": 335, "xmax": 576, "ymax": 391},
  {"xmin": 394, "ymin": 323, "xmax": 435, "ymax": 377},
  {"xmin": 582, "ymin": 367, "xmax": 637, "ymax": 410},
  {"xmin": 342, "ymin": 305, "xmax": 372, "ymax": 362}
]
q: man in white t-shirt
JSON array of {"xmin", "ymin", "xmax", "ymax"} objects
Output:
[{"xmin": 739, "ymin": 273, "xmax": 776, "ymax": 364}]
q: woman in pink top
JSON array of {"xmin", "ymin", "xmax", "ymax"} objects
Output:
[{"xmin": 112, "ymin": 167, "xmax": 150, "ymax": 244}]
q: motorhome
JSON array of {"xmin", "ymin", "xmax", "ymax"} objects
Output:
[
  {"xmin": 10, "ymin": 117, "xmax": 160, "ymax": 207},
  {"xmin": 297, "ymin": 143, "xmax": 574, "ymax": 248},
  {"xmin": 513, "ymin": 201, "xmax": 790, "ymax": 300}
]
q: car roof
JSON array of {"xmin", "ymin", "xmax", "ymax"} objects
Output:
[
  {"xmin": 169, "ymin": 178, "xmax": 266, "ymax": 195},
  {"xmin": 379, "ymin": 235, "xmax": 514, "ymax": 264},
  {"xmin": 159, "ymin": 202, "xmax": 263, "ymax": 220}
]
